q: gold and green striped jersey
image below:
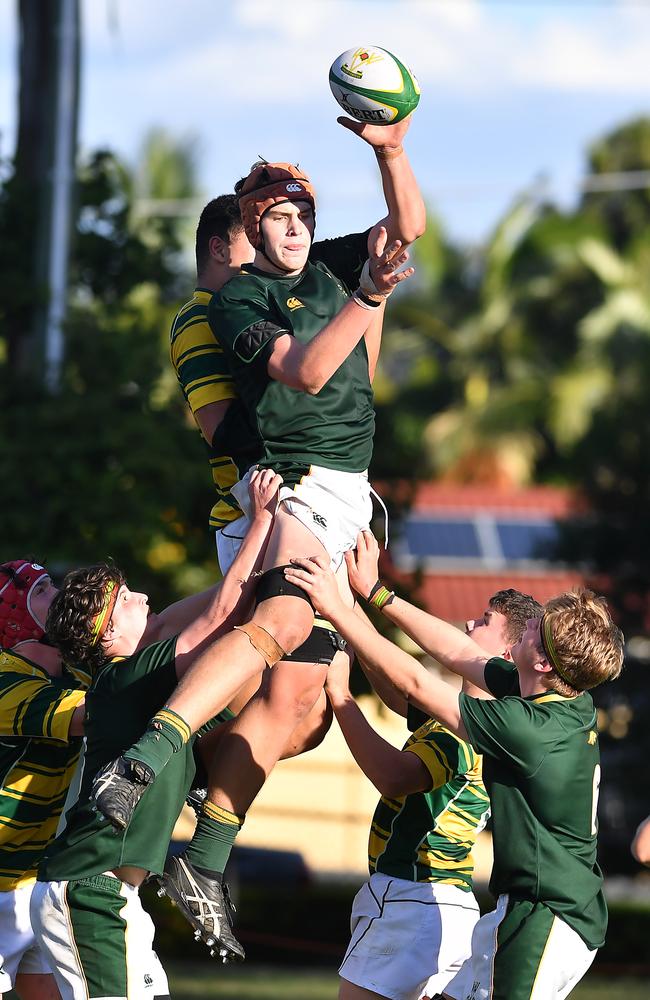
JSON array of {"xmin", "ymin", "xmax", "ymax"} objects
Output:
[
  {"xmin": 368, "ymin": 718, "xmax": 489, "ymax": 890},
  {"xmin": 0, "ymin": 648, "xmax": 88, "ymax": 890},
  {"xmin": 170, "ymin": 288, "xmax": 257, "ymax": 530}
]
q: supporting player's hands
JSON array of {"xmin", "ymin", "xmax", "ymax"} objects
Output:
[
  {"xmin": 284, "ymin": 555, "xmax": 344, "ymax": 619},
  {"xmin": 345, "ymin": 530, "xmax": 381, "ymax": 600},
  {"xmin": 337, "ymin": 112, "xmax": 412, "ymax": 152},
  {"xmin": 249, "ymin": 468, "xmax": 283, "ymax": 521},
  {"xmin": 362, "ymin": 225, "xmax": 414, "ymax": 298},
  {"xmin": 324, "ymin": 651, "xmax": 352, "ymax": 706}
]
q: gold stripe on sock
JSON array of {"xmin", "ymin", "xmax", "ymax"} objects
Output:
[
  {"xmin": 203, "ymin": 801, "xmax": 244, "ymax": 827},
  {"xmin": 154, "ymin": 710, "xmax": 191, "ymax": 744}
]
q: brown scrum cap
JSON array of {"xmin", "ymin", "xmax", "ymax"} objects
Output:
[{"xmin": 238, "ymin": 161, "xmax": 316, "ymax": 249}]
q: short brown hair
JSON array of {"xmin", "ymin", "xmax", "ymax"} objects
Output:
[
  {"xmin": 542, "ymin": 589, "xmax": 624, "ymax": 695},
  {"xmin": 195, "ymin": 195, "xmax": 244, "ymax": 274},
  {"xmin": 489, "ymin": 589, "xmax": 544, "ymax": 645},
  {"xmin": 46, "ymin": 563, "xmax": 125, "ymax": 674}
]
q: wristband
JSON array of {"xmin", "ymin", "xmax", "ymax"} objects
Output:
[
  {"xmin": 368, "ymin": 580, "xmax": 395, "ymax": 610},
  {"xmin": 359, "ymin": 258, "xmax": 383, "ymax": 297},
  {"xmin": 375, "ymin": 145, "xmax": 404, "ymax": 161},
  {"xmin": 353, "ymin": 288, "xmax": 382, "ymax": 310}
]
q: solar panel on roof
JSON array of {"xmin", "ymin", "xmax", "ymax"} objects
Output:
[
  {"xmin": 399, "ymin": 515, "xmax": 560, "ymax": 565},
  {"xmin": 403, "ymin": 520, "xmax": 481, "ymax": 559},
  {"xmin": 496, "ymin": 521, "xmax": 558, "ymax": 561}
]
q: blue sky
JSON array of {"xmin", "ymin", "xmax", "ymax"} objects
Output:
[{"xmin": 2, "ymin": 0, "xmax": 650, "ymax": 245}]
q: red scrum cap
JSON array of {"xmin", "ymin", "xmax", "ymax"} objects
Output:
[
  {"xmin": 0, "ymin": 560, "xmax": 50, "ymax": 648},
  {"xmin": 238, "ymin": 161, "xmax": 316, "ymax": 250}
]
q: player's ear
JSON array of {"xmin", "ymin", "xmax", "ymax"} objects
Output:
[
  {"xmin": 102, "ymin": 619, "xmax": 118, "ymax": 649},
  {"xmin": 209, "ymin": 235, "xmax": 228, "ymax": 263}
]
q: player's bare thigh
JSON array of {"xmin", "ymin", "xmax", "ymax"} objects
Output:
[
  {"xmin": 339, "ymin": 980, "xmax": 387, "ymax": 1000},
  {"xmin": 261, "ymin": 502, "xmax": 329, "ymax": 571},
  {"xmin": 13, "ymin": 972, "xmax": 61, "ymax": 1000},
  {"xmin": 251, "ymin": 503, "xmax": 331, "ymax": 649}
]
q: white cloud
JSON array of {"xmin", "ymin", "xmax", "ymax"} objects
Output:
[
  {"xmin": 3, "ymin": 0, "xmax": 650, "ymax": 242},
  {"xmin": 511, "ymin": 16, "xmax": 650, "ymax": 93},
  {"xmin": 78, "ymin": 0, "xmax": 650, "ymax": 108}
]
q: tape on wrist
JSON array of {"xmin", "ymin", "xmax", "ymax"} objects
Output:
[
  {"xmin": 353, "ymin": 288, "xmax": 382, "ymax": 310},
  {"xmin": 375, "ymin": 145, "xmax": 404, "ymax": 161},
  {"xmin": 359, "ymin": 258, "xmax": 383, "ymax": 297}
]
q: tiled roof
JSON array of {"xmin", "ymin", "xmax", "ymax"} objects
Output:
[
  {"xmin": 398, "ymin": 570, "xmax": 584, "ymax": 623},
  {"xmin": 377, "ymin": 481, "xmax": 584, "ymax": 516},
  {"xmin": 375, "ymin": 481, "xmax": 589, "ymax": 622}
]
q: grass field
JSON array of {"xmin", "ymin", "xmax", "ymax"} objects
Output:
[{"xmin": 168, "ymin": 963, "xmax": 650, "ymax": 999}]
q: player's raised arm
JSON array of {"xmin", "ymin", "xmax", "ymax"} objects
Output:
[
  {"xmin": 267, "ymin": 226, "xmax": 412, "ymax": 395},
  {"xmin": 352, "ymin": 602, "xmax": 408, "ymax": 717},
  {"xmin": 339, "ymin": 114, "xmax": 425, "ymax": 248},
  {"xmin": 284, "ymin": 556, "xmax": 466, "ymax": 737},
  {"xmin": 345, "ymin": 531, "xmax": 492, "ymax": 692},
  {"xmin": 325, "ymin": 651, "xmax": 431, "ymax": 797},
  {"xmin": 151, "ymin": 470, "xmax": 281, "ymax": 656}
]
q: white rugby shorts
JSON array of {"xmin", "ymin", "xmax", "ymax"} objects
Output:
[
  {"xmin": 0, "ymin": 883, "xmax": 51, "ymax": 990},
  {"xmin": 215, "ymin": 516, "xmax": 250, "ymax": 576},
  {"xmin": 339, "ymin": 872, "xmax": 480, "ymax": 1000},
  {"xmin": 443, "ymin": 894, "xmax": 597, "ymax": 1000},
  {"xmin": 30, "ymin": 875, "xmax": 169, "ymax": 1000},
  {"xmin": 232, "ymin": 464, "xmax": 374, "ymax": 570}
]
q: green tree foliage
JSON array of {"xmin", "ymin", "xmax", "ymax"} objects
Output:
[
  {"xmin": 374, "ymin": 122, "xmax": 650, "ymax": 615},
  {"xmin": 0, "ymin": 149, "xmax": 217, "ymax": 607},
  {"xmin": 582, "ymin": 117, "xmax": 650, "ymax": 250},
  {"xmin": 135, "ymin": 127, "xmax": 200, "ymax": 201}
]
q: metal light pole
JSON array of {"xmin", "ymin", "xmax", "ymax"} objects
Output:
[{"xmin": 44, "ymin": 0, "xmax": 79, "ymax": 392}]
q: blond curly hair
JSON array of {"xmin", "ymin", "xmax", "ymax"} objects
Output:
[{"xmin": 541, "ymin": 589, "xmax": 624, "ymax": 695}]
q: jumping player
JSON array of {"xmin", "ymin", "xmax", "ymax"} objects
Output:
[
  {"xmin": 171, "ymin": 194, "xmax": 385, "ymax": 576},
  {"xmin": 284, "ymin": 553, "xmax": 624, "ymax": 1000},
  {"xmin": 92, "ymin": 115, "xmax": 425, "ymax": 951}
]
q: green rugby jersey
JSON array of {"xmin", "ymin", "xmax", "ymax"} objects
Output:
[
  {"xmin": 208, "ymin": 232, "xmax": 374, "ymax": 487},
  {"xmin": 369, "ymin": 718, "xmax": 489, "ymax": 889},
  {"xmin": 172, "ymin": 233, "xmax": 370, "ymax": 522},
  {"xmin": 0, "ymin": 648, "xmax": 88, "ymax": 890},
  {"xmin": 40, "ymin": 637, "xmax": 197, "ymax": 881},
  {"xmin": 460, "ymin": 656, "xmax": 607, "ymax": 949}
]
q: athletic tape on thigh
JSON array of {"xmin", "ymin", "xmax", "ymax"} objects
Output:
[
  {"xmin": 234, "ymin": 622, "xmax": 286, "ymax": 667},
  {"xmin": 283, "ymin": 623, "xmax": 347, "ymax": 665},
  {"xmin": 254, "ymin": 565, "xmax": 315, "ymax": 609}
]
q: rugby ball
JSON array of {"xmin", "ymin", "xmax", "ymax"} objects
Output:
[{"xmin": 329, "ymin": 46, "xmax": 420, "ymax": 125}]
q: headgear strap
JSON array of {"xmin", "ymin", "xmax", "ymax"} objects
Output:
[
  {"xmin": 540, "ymin": 612, "xmax": 576, "ymax": 688},
  {"xmin": 238, "ymin": 161, "xmax": 316, "ymax": 257},
  {"xmin": 0, "ymin": 561, "xmax": 50, "ymax": 648},
  {"xmin": 90, "ymin": 579, "xmax": 120, "ymax": 646}
]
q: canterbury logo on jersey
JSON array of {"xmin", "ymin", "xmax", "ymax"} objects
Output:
[
  {"xmin": 287, "ymin": 297, "xmax": 304, "ymax": 310},
  {"xmin": 587, "ymin": 730, "xmax": 597, "ymax": 745},
  {"xmin": 312, "ymin": 512, "xmax": 327, "ymax": 529},
  {"xmin": 286, "ymin": 183, "xmax": 303, "ymax": 192}
]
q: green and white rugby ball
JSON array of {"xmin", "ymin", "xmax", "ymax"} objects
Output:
[{"xmin": 329, "ymin": 46, "xmax": 420, "ymax": 125}]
